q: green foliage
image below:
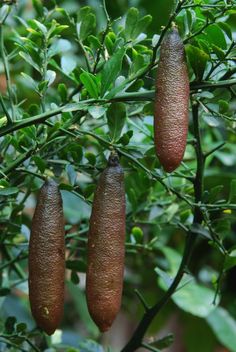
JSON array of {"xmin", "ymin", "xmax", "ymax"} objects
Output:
[{"xmin": 0, "ymin": 0, "xmax": 236, "ymax": 351}]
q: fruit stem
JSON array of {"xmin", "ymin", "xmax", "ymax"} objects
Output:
[{"xmin": 108, "ymin": 151, "xmax": 119, "ymax": 167}]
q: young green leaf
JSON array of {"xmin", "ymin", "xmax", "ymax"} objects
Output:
[
  {"xmin": 125, "ymin": 8, "xmax": 139, "ymax": 40},
  {"xmin": 101, "ymin": 47, "xmax": 126, "ymax": 97},
  {"xmin": 32, "ymin": 0, "xmax": 44, "ymax": 17},
  {"xmin": 80, "ymin": 72, "xmax": 100, "ymax": 99},
  {"xmin": 186, "ymin": 44, "xmax": 209, "ymax": 81},
  {"xmin": 107, "ymin": 102, "xmax": 126, "ymax": 141},
  {"xmin": 77, "ymin": 7, "xmax": 96, "ymax": 41},
  {"xmin": 58, "ymin": 83, "xmax": 68, "ymax": 103}
]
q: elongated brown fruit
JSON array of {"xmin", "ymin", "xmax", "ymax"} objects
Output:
[
  {"xmin": 154, "ymin": 27, "xmax": 189, "ymax": 172},
  {"xmin": 86, "ymin": 153, "xmax": 126, "ymax": 332},
  {"xmin": 29, "ymin": 179, "xmax": 65, "ymax": 335}
]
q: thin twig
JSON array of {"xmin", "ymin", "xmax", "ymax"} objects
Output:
[{"xmin": 0, "ymin": 18, "xmax": 15, "ymax": 122}]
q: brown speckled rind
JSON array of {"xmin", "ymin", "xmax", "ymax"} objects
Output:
[
  {"xmin": 154, "ymin": 28, "xmax": 190, "ymax": 172},
  {"xmin": 29, "ymin": 179, "xmax": 65, "ymax": 335},
  {"xmin": 86, "ymin": 154, "xmax": 126, "ymax": 332}
]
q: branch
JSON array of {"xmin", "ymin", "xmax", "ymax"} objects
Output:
[
  {"xmin": 0, "ymin": 337, "xmax": 27, "ymax": 352},
  {"xmin": 220, "ymin": 66, "xmax": 236, "ymax": 81},
  {"xmin": 0, "ymin": 148, "xmax": 36, "ymax": 178},
  {"xmin": 191, "ymin": 78, "xmax": 236, "ymax": 90},
  {"xmin": 92, "ymin": 0, "xmax": 111, "ymax": 73},
  {"xmin": 134, "ymin": 289, "xmax": 150, "ymax": 312},
  {"xmin": 0, "ymin": 78, "xmax": 235, "ymax": 138},
  {"xmin": 205, "ymin": 41, "xmax": 235, "ymax": 80},
  {"xmin": 0, "ymin": 248, "xmax": 27, "ymax": 276},
  {"xmin": 121, "ymin": 100, "xmax": 204, "ymax": 352}
]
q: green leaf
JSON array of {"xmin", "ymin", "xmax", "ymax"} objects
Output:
[
  {"xmin": 165, "ymin": 203, "xmax": 179, "ymax": 222},
  {"xmin": 38, "ymin": 80, "xmax": 48, "ymax": 93},
  {"xmin": 219, "ymin": 99, "xmax": 229, "ymax": 114},
  {"xmin": 66, "ymin": 260, "xmax": 86, "ymax": 272},
  {"xmin": 186, "ymin": 44, "xmax": 209, "ymax": 80},
  {"xmin": 0, "ymin": 116, "xmax": 7, "ymax": 128},
  {"xmin": 214, "ymin": 218, "xmax": 231, "ymax": 239},
  {"xmin": 163, "ymin": 274, "xmax": 217, "ymax": 317},
  {"xmin": 118, "ymin": 130, "xmax": 133, "ymax": 146},
  {"xmin": 207, "ymin": 307, "xmax": 236, "ymax": 352},
  {"xmin": 0, "ymin": 187, "xmax": 19, "ymax": 196},
  {"xmin": 189, "ymin": 223, "xmax": 211, "ymax": 240},
  {"xmin": 133, "ymin": 15, "xmax": 152, "ymax": 39},
  {"xmin": 78, "ymin": 340, "xmax": 104, "ymax": 352},
  {"xmin": 77, "ymin": 7, "xmax": 96, "ymax": 41},
  {"xmin": 152, "ymin": 334, "xmax": 174, "ymax": 349},
  {"xmin": 224, "ymin": 250, "xmax": 236, "ymax": 271},
  {"xmin": 16, "ymin": 323, "xmax": 27, "ymax": 333},
  {"xmin": 125, "ymin": 7, "xmax": 139, "ymax": 39},
  {"xmin": 21, "ymin": 71, "xmax": 38, "ymax": 89},
  {"xmin": 209, "ymin": 185, "xmax": 224, "ymax": 203},
  {"xmin": 80, "ymin": 72, "xmax": 100, "ymax": 99},
  {"xmin": 49, "ymin": 24, "xmax": 69, "ymax": 38},
  {"xmin": 83, "ymin": 184, "xmax": 96, "ymax": 198},
  {"xmin": 71, "ymin": 270, "xmax": 80, "ymax": 285},
  {"xmin": 32, "ymin": 0, "xmax": 44, "ymax": 17},
  {"xmin": 4, "ymin": 316, "xmax": 16, "ymax": 334},
  {"xmin": 203, "ymin": 114, "xmax": 220, "ymax": 127},
  {"xmin": 157, "ymin": 247, "xmax": 218, "ymax": 317},
  {"xmin": 101, "ymin": 47, "xmax": 126, "ymax": 97},
  {"xmin": 59, "ymin": 183, "xmax": 74, "ymax": 191},
  {"xmin": 127, "ymin": 187, "xmax": 138, "ymax": 210},
  {"xmin": 88, "ymin": 35, "xmax": 101, "ymax": 50},
  {"xmin": 218, "ymin": 22, "xmax": 232, "ymax": 40},
  {"xmin": 212, "ymin": 44, "xmax": 225, "ymax": 60},
  {"xmin": 67, "ymin": 143, "xmax": 83, "ymax": 163},
  {"xmin": 33, "ymin": 19, "xmax": 47, "ymax": 35},
  {"xmin": 66, "ymin": 164, "xmax": 77, "ymax": 186},
  {"xmin": 45, "ymin": 70, "xmax": 56, "ymax": 86},
  {"xmin": 61, "ymin": 55, "xmax": 77, "ymax": 75},
  {"xmin": 88, "ymin": 105, "xmax": 107, "ymax": 119},
  {"xmin": 19, "ymin": 52, "xmax": 41, "ymax": 72},
  {"xmin": 107, "ymin": 103, "xmax": 126, "ymax": 141},
  {"xmin": 32, "ymin": 156, "xmax": 46, "ymax": 173},
  {"xmin": 28, "ymin": 104, "xmax": 40, "ymax": 116},
  {"xmin": 205, "ymin": 24, "xmax": 227, "ymax": 50},
  {"xmin": 85, "ymin": 152, "xmax": 96, "ymax": 166},
  {"xmin": 105, "ymin": 35, "xmax": 114, "ymax": 55},
  {"xmin": 131, "ymin": 52, "xmax": 145, "ymax": 75},
  {"xmin": 66, "ymin": 281, "xmax": 98, "ymax": 336},
  {"xmin": 228, "ymin": 179, "xmax": 236, "ymax": 203},
  {"xmin": 58, "ymin": 83, "xmax": 68, "ymax": 103}
]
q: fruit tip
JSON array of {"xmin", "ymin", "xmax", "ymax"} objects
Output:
[
  {"xmin": 99, "ymin": 324, "xmax": 111, "ymax": 333},
  {"xmin": 41, "ymin": 325, "xmax": 56, "ymax": 336}
]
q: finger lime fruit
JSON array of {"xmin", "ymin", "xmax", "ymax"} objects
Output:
[
  {"xmin": 29, "ymin": 179, "xmax": 65, "ymax": 335},
  {"xmin": 86, "ymin": 153, "xmax": 126, "ymax": 332},
  {"xmin": 154, "ymin": 27, "xmax": 190, "ymax": 172}
]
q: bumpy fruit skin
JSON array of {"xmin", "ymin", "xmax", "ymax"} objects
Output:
[
  {"xmin": 86, "ymin": 153, "xmax": 126, "ymax": 332},
  {"xmin": 154, "ymin": 27, "xmax": 190, "ymax": 172},
  {"xmin": 29, "ymin": 179, "xmax": 65, "ymax": 335}
]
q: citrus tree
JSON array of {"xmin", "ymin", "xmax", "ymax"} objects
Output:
[{"xmin": 0, "ymin": 0, "xmax": 236, "ymax": 351}]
